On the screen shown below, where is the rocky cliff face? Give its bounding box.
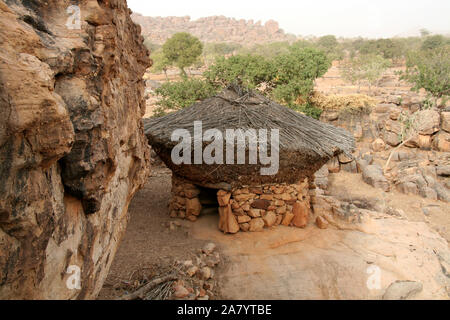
[132,14,296,45]
[0,0,150,299]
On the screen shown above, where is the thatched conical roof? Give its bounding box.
[144,85,355,189]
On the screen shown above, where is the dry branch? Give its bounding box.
[117,274,178,300]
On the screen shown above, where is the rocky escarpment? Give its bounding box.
[132,14,296,45]
[0,0,150,299]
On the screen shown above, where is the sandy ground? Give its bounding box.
[99,166,450,300]
[98,168,215,299]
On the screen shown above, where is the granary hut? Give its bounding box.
[144,85,354,234]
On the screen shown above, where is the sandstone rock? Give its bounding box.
[237,216,252,224]
[384,131,401,147]
[372,138,386,152]
[260,194,274,201]
[199,267,213,281]
[173,284,190,299]
[251,199,271,210]
[390,109,401,121]
[186,198,202,216]
[341,160,359,174]
[234,194,255,202]
[219,205,240,234]
[263,212,277,228]
[249,218,265,232]
[316,216,329,229]
[327,157,340,173]
[416,110,440,135]
[382,281,423,300]
[385,119,402,134]
[185,188,201,199]
[132,14,293,46]
[202,243,216,255]
[442,112,450,133]
[432,131,450,152]
[248,209,262,218]
[418,134,432,150]
[187,266,199,277]
[275,204,287,214]
[292,202,309,228]
[217,190,232,206]
[362,165,390,192]
[0,0,150,299]
[281,213,295,226]
[240,223,250,232]
[436,166,450,177]
[374,104,395,114]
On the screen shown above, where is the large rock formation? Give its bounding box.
[0,0,151,299]
[131,14,296,45]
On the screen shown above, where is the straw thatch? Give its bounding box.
[144,85,355,189]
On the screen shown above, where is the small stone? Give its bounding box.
[249,218,265,232]
[187,266,199,277]
[237,215,251,224]
[276,206,287,215]
[263,211,277,227]
[260,194,274,201]
[202,243,216,255]
[292,202,309,228]
[173,284,190,299]
[186,198,202,217]
[248,209,261,218]
[199,267,213,280]
[282,213,294,226]
[251,199,271,210]
[249,187,263,195]
[316,216,329,229]
[240,223,250,232]
[372,138,386,152]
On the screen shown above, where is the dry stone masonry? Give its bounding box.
[169,175,312,234]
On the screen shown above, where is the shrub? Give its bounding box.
[401,45,450,104]
[154,79,217,116]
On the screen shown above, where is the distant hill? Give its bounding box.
[131,13,297,45]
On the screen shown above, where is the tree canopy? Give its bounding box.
[162,32,203,77]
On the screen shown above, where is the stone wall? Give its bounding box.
[0,0,150,299]
[169,175,313,234]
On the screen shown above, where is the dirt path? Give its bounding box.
[98,167,216,299]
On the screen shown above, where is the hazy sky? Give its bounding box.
[127,0,450,38]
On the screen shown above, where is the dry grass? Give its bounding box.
[310,91,377,114]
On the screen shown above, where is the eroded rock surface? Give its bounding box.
[0,0,150,299]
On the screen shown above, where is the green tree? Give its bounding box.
[150,49,171,80]
[401,45,450,104]
[272,47,331,105]
[203,54,276,88]
[162,32,203,78]
[421,35,446,51]
[317,35,338,53]
[341,54,391,93]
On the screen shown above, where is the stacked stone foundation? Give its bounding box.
[169,175,312,234]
